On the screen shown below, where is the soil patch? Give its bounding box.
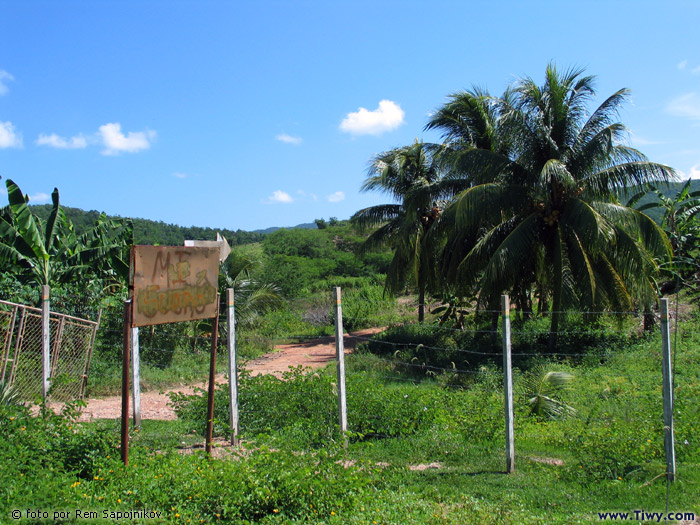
[51,327,384,422]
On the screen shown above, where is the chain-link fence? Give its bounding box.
[0,299,100,401]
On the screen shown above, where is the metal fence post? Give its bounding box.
[334,287,348,439]
[0,305,18,383]
[660,298,676,481]
[502,294,515,474]
[121,299,133,465]
[131,326,141,429]
[227,288,239,445]
[41,285,50,401]
[205,294,221,456]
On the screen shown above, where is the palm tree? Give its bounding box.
[219,249,284,326]
[517,365,575,420]
[351,141,443,322]
[190,248,284,353]
[426,65,675,347]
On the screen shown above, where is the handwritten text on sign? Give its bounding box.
[132,246,219,326]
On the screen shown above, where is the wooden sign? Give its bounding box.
[132,245,220,327]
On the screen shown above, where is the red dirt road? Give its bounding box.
[68,327,383,421]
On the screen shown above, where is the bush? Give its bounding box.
[337,284,397,331]
[358,323,500,374]
[0,401,118,482]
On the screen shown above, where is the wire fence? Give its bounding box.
[62,289,698,489]
[0,299,100,401]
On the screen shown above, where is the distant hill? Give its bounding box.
[26,180,698,246]
[28,205,319,246]
[253,222,317,234]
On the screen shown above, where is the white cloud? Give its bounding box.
[172,172,188,179]
[667,93,700,120]
[327,191,345,203]
[263,190,294,204]
[36,133,87,149]
[276,133,302,145]
[0,121,22,148]
[0,70,14,96]
[687,164,700,179]
[340,99,405,136]
[28,192,50,204]
[98,123,156,155]
[678,60,688,70]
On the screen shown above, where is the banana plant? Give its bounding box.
[0,179,132,288]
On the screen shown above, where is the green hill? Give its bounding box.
[29,205,271,246]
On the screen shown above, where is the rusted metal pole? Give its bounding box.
[205,295,220,455]
[120,299,132,465]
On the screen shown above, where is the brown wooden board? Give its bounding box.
[132,246,220,327]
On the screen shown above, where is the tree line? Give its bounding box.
[351,64,700,347]
[2,64,699,351]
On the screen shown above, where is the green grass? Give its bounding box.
[3,316,699,523]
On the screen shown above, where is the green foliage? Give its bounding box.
[357,323,500,373]
[516,365,575,420]
[351,141,444,322]
[338,283,397,330]
[0,380,20,406]
[0,179,132,289]
[258,223,392,297]
[632,178,700,294]
[31,203,266,246]
[169,362,504,449]
[0,401,117,484]
[2,322,700,523]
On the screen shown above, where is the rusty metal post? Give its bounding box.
[205,295,221,455]
[120,299,132,465]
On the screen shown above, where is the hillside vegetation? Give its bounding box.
[2,65,700,523]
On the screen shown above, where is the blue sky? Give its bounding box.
[1,1,700,231]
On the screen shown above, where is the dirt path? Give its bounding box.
[68,327,383,421]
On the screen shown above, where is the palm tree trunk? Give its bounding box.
[549,227,564,351]
[537,289,548,318]
[418,284,425,323]
[549,286,562,351]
